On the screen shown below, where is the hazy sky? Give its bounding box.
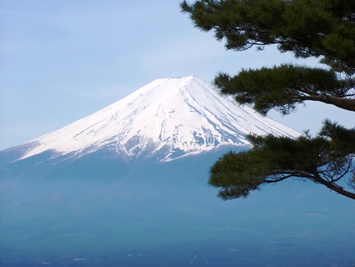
[1,0,353,150]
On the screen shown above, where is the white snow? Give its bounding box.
[19,76,300,161]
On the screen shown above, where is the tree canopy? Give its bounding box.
[181,0,355,200]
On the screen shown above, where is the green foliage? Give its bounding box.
[181,0,355,200]
[211,121,355,200]
[214,64,346,115]
[181,0,355,74]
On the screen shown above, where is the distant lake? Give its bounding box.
[1,147,355,267]
[1,171,355,267]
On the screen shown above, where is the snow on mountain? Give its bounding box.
[14,76,299,162]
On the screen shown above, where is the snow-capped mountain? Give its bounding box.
[5,76,299,163]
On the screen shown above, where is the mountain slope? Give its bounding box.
[2,76,299,163]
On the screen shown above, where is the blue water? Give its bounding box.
[1,172,355,267]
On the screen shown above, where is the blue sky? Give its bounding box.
[0,0,353,151]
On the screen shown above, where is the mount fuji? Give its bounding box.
[2,77,355,267]
[1,75,299,165]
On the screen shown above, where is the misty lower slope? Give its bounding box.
[1,148,355,267]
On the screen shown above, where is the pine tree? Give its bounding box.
[181,0,355,200]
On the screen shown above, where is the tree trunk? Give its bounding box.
[309,95,355,112]
[314,174,355,200]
